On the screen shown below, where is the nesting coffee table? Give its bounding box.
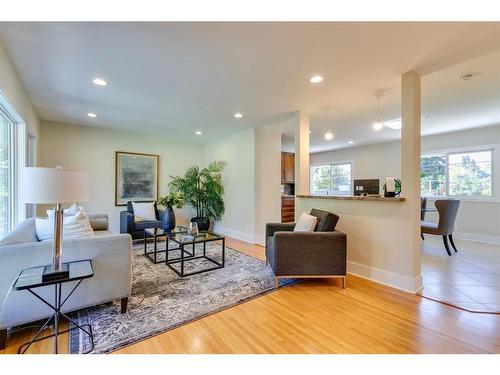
[144,227,190,264]
[166,231,225,277]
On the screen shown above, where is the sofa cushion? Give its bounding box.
[0,218,39,246]
[36,213,94,241]
[310,208,340,232]
[88,214,109,231]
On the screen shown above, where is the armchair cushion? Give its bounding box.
[126,201,160,220]
[310,208,340,232]
[266,230,347,276]
[132,202,156,222]
[294,212,318,232]
[134,220,163,232]
[265,222,295,239]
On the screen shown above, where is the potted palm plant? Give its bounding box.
[158,191,184,231]
[169,161,226,231]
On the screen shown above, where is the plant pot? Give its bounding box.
[162,205,176,231]
[190,216,210,231]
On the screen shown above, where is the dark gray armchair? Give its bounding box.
[421,199,460,256]
[265,208,347,288]
[120,201,165,239]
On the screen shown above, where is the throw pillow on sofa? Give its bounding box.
[132,202,156,222]
[36,210,94,241]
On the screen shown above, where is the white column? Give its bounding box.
[401,71,422,280]
[294,111,310,197]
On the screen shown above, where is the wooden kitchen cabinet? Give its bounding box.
[281,196,295,223]
[281,152,295,183]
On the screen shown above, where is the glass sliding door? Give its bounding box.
[0,111,11,238]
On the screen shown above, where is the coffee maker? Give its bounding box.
[383,177,401,197]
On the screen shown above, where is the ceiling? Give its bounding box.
[1,22,500,152]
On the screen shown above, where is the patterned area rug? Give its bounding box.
[69,239,275,354]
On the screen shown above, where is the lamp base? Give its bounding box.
[42,263,70,282]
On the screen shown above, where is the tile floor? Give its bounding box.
[420,236,500,313]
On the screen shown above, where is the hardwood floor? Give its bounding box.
[2,236,500,354]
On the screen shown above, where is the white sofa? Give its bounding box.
[0,215,132,349]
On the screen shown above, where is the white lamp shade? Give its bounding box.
[22,167,89,204]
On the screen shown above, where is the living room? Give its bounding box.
[1,1,499,372]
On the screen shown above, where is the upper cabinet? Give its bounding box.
[281,152,295,183]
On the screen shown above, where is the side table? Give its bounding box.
[12,259,95,354]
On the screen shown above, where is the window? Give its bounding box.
[0,111,11,238]
[420,149,493,198]
[448,150,492,197]
[420,154,446,197]
[0,91,26,239]
[311,163,352,196]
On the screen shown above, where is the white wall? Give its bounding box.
[205,128,257,242]
[254,127,282,244]
[205,126,281,243]
[0,40,39,141]
[310,124,500,242]
[39,121,205,232]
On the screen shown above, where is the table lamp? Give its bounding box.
[22,166,89,282]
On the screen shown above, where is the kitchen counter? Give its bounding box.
[296,195,405,202]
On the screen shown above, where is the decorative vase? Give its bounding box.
[190,217,210,231]
[162,205,176,231]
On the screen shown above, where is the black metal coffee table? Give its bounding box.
[166,231,225,277]
[144,226,192,264]
[12,259,95,354]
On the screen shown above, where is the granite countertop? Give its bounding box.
[296,195,405,202]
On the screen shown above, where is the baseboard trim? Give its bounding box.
[453,231,500,245]
[347,261,423,294]
[212,225,258,244]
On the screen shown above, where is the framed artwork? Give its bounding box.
[115,151,159,206]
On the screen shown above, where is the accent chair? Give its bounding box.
[265,208,347,289]
[120,201,165,239]
[421,199,460,256]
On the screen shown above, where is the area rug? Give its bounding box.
[69,239,275,354]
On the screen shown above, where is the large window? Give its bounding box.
[0,111,11,238]
[420,149,493,198]
[420,154,446,197]
[0,92,26,239]
[311,163,352,196]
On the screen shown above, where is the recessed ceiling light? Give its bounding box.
[195,131,202,135]
[348,141,354,144]
[234,113,243,118]
[372,121,383,130]
[92,78,108,86]
[324,131,334,140]
[384,119,402,130]
[310,75,323,84]
[309,130,311,134]
[87,113,97,118]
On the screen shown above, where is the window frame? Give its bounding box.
[0,90,27,238]
[421,146,495,201]
[446,148,494,199]
[310,160,353,196]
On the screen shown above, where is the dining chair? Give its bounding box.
[420,197,427,240]
[421,199,460,256]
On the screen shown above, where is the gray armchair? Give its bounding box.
[421,199,460,256]
[265,209,347,288]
